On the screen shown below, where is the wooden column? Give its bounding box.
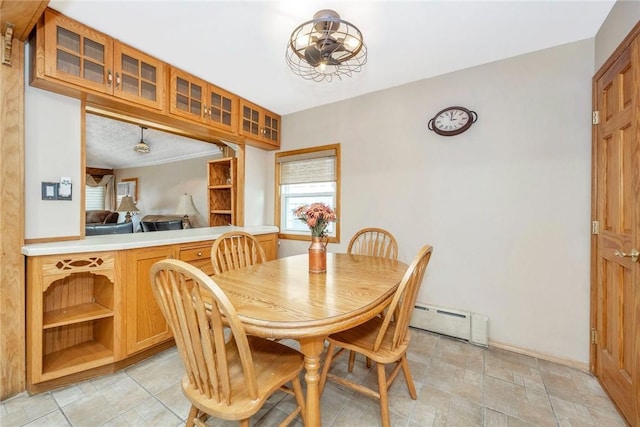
[0,0,48,399]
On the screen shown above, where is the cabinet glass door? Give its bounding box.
[170,68,207,122]
[263,114,279,144]
[114,43,165,110]
[207,85,237,132]
[241,105,260,137]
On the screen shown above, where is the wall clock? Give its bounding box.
[428,106,478,136]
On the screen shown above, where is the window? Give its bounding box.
[85,185,105,210]
[276,144,340,242]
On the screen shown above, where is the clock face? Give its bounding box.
[429,106,477,136]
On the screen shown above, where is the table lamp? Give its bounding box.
[117,195,139,222]
[176,193,200,229]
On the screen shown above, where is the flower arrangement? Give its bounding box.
[294,203,337,238]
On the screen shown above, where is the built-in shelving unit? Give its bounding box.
[207,157,236,226]
[28,253,118,384]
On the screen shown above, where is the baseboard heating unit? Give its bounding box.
[410,303,489,347]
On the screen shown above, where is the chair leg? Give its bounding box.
[186,405,199,427]
[292,376,306,426]
[376,363,391,427]
[348,350,356,372]
[319,342,336,394]
[400,355,417,399]
[366,357,372,368]
[239,419,250,427]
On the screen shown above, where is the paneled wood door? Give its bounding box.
[592,29,640,426]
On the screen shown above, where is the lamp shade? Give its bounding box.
[175,194,200,216]
[117,195,139,212]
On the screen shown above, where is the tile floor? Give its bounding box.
[0,330,627,427]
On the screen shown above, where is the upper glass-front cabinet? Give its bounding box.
[43,9,113,93]
[239,99,280,147]
[113,43,165,110]
[169,67,238,133]
[41,9,165,110]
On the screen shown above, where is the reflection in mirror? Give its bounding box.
[85,113,225,232]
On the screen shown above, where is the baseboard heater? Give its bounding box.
[410,303,489,347]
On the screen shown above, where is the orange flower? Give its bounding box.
[294,203,336,237]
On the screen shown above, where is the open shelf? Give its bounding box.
[42,339,114,379]
[208,157,236,226]
[44,302,113,329]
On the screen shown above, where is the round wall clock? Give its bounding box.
[428,106,478,136]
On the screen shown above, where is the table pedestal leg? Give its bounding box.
[298,337,325,427]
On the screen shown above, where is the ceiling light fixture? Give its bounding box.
[133,126,150,154]
[286,9,367,82]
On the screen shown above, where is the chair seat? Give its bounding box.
[183,335,304,421]
[327,316,411,364]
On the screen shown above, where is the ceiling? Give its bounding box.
[85,114,223,169]
[49,0,616,168]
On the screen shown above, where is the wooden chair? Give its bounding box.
[319,245,433,427]
[150,259,305,427]
[347,227,399,260]
[210,231,267,275]
[347,227,399,369]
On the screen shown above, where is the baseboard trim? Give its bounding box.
[489,340,589,372]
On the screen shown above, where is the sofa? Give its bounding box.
[140,215,184,232]
[85,210,134,236]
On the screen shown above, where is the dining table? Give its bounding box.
[212,252,408,427]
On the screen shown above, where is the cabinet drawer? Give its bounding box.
[179,246,211,262]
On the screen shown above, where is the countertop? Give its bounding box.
[22,225,279,256]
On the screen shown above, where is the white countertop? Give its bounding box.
[22,225,279,256]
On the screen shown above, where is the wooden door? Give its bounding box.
[123,246,174,355]
[592,33,640,426]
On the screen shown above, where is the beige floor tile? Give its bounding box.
[61,393,121,427]
[483,408,538,427]
[22,409,71,427]
[0,392,59,426]
[100,396,183,427]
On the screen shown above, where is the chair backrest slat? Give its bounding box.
[211,231,267,275]
[373,245,433,351]
[348,227,399,260]
[150,259,260,405]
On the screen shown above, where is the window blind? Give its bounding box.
[279,149,336,185]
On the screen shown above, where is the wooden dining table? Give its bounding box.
[212,252,408,427]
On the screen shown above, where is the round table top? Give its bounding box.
[212,253,408,338]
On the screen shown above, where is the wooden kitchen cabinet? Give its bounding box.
[239,98,280,148]
[26,252,120,385]
[179,242,213,276]
[255,233,278,261]
[169,67,238,133]
[34,8,165,110]
[122,246,175,356]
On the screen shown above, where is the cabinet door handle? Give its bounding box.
[107,70,112,87]
[115,72,121,90]
[203,105,208,118]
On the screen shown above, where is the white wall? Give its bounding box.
[244,145,270,226]
[25,44,82,239]
[116,154,222,229]
[595,1,640,71]
[275,39,594,364]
